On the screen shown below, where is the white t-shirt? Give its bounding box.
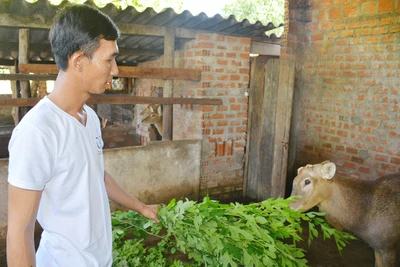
[8,97,112,267]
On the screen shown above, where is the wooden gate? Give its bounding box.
[244,56,295,200]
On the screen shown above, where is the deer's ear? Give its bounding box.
[297,166,303,174]
[157,105,162,114]
[321,162,336,180]
[149,106,154,112]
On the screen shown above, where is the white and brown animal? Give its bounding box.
[141,104,163,138]
[289,161,400,267]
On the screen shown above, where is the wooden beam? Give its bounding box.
[18,64,201,81]
[162,27,175,140]
[117,22,195,39]
[0,13,53,29]
[18,64,57,74]
[0,14,196,39]
[0,96,222,107]
[18,29,30,98]
[270,57,296,198]
[18,28,30,119]
[118,66,200,81]
[0,74,57,80]
[0,42,162,58]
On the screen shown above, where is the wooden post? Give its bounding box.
[162,27,175,140]
[270,57,295,198]
[9,65,19,125]
[18,28,30,118]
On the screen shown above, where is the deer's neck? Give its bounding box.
[154,122,163,137]
[318,176,373,232]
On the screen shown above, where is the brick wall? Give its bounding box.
[286,0,400,179]
[135,32,251,201]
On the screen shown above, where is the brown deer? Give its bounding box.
[289,161,400,267]
[141,104,163,138]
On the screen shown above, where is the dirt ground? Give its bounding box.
[297,223,375,267]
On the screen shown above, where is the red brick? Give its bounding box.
[373,26,388,35]
[321,0,334,8]
[317,10,326,20]
[344,5,358,17]
[344,162,356,169]
[344,71,356,77]
[356,28,371,36]
[380,17,396,25]
[346,147,358,154]
[239,38,251,45]
[359,166,371,174]
[390,24,400,33]
[375,154,389,162]
[379,0,395,12]
[230,104,241,111]
[198,34,211,41]
[391,157,400,164]
[351,156,364,164]
[312,33,323,41]
[361,2,377,14]
[329,8,342,19]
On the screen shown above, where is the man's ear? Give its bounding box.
[70,52,84,72]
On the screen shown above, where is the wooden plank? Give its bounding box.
[9,66,19,124]
[0,74,57,81]
[0,13,53,29]
[117,22,195,39]
[257,59,280,200]
[245,57,282,201]
[0,42,162,58]
[0,14,196,39]
[270,57,295,198]
[118,66,200,81]
[18,64,201,81]
[0,96,222,107]
[19,29,30,98]
[19,28,30,119]
[245,56,266,199]
[162,27,175,140]
[18,64,57,74]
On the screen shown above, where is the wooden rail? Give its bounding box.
[0,95,222,107]
[17,64,201,81]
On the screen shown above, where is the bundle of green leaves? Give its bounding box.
[111,196,356,267]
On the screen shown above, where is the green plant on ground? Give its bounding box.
[111,196,356,267]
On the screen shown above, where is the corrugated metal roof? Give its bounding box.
[0,0,282,66]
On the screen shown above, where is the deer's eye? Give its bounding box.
[304,179,311,186]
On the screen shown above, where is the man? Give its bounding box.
[7,4,159,267]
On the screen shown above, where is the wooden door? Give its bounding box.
[244,56,295,200]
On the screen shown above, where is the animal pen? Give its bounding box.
[0,0,398,266]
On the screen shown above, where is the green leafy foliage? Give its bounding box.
[111,196,356,267]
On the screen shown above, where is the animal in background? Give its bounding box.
[141,104,163,138]
[289,161,400,267]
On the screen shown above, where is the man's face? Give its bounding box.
[81,39,119,94]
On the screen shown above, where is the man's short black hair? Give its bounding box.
[49,4,120,71]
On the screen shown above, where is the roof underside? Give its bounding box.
[0,0,282,66]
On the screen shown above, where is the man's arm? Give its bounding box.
[104,171,159,223]
[7,184,42,267]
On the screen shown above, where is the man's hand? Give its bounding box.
[140,204,159,223]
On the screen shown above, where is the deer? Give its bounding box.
[141,104,163,138]
[289,161,400,267]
